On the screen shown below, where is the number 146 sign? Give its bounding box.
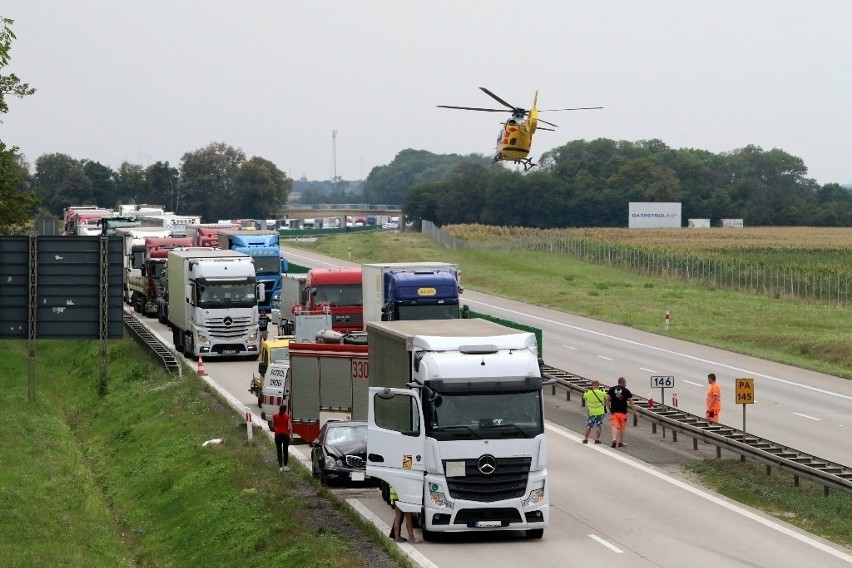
[650,376,674,388]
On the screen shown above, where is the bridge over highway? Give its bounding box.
[279,204,401,221]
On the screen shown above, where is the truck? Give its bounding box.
[301,267,363,333]
[217,230,286,312]
[361,262,463,324]
[73,208,114,236]
[166,249,263,360]
[63,204,99,235]
[115,226,173,305]
[139,213,202,237]
[273,272,309,334]
[261,340,369,444]
[365,319,548,540]
[185,223,239,247]
[99,216,142,236]
[127,237,192,316]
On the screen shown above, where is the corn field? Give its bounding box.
[422,221,852,305]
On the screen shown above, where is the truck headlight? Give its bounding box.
[522,487,545,507]
[429,489,451,509]
[196,335,210,345]
[249,332,258,341]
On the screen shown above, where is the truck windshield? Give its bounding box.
[252,256,280,276]
[197,281,257,309]
[425,390,543,441]
[396,304,459,320]
[314,284,363,307]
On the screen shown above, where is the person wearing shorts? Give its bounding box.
[582,380,607,444]
[606,376,638,448]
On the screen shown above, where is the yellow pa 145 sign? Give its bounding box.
[735,378,755,404]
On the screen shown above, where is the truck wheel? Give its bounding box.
[419,511,435,541]
[132,294,142,313]
[184,333,195,359]
[157,310,167,325]
[525,529,544,539]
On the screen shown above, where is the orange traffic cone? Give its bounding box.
[197,355,207,376]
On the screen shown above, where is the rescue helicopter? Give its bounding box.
[438,87,602,171]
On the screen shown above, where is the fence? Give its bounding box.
[421,221,851,305]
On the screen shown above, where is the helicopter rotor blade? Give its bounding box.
[479,87,521,112]
[437,105,509,113]
[537,118,559,128]
[539,106,604,112]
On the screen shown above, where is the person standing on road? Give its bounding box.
[273,404,292,472]
[390,486,421,544]
[606,377,638,448]
[582,380,607,444]
[258,309,270,341]
[706,373,721,423]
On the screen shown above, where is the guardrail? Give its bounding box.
[123,314,181,375]
[542,364,852,497]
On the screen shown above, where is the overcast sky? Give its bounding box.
[3,1,851,185]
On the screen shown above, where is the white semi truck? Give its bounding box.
[366,319,549,540]
[166,249,263,360]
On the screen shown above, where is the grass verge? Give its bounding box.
[0,338,404,567]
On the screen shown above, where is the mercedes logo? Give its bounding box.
[477,454,497,475]
[223,316,233,327]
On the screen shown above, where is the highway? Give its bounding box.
[132,244,852,567]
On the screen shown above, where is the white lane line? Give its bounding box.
[545,423,852,563]
[562,345,577,350]
[347,499,439,568]
[684,380,703,387]
[589,534,624,553]
[793,412,822,422]
[598,355,614,361]
[639,367,656,374]
[465,298,852,401]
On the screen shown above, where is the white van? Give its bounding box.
[259,362,290,430]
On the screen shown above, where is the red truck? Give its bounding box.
[185,223,240,247]
[302,267,363,333]
[128,237,192,316]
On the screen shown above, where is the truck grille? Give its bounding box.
[206,316,252,339]
[443,456,531,502]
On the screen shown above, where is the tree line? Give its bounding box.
[394,140,852,228]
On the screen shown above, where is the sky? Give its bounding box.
[3,1,851,185]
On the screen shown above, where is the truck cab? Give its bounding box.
[304,267,363,333]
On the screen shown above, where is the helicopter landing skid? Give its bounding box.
[493,156,537,171]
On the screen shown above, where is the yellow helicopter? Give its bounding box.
[438,87,602,171]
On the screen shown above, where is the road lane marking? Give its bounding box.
[562,345,577,350]
[598,355,614,361]
[793,413,822,422]
[589,534,624,553]
[639,367,656,374]
[684,380,703,387]
[465,299,852,402]
[545,422,852,563]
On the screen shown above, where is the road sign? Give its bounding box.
[736,378,755,404]
[651,376,675,389]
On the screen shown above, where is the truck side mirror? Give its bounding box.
[258,362,268,375]
[257,282,266,302]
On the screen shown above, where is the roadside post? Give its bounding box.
[245,410,253,442]
[650,375,675,438]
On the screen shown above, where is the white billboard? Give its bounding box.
[688,219,711,228]
[629,202,682,228]
[721,219,744,228]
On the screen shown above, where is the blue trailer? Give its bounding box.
[218,230,286,311]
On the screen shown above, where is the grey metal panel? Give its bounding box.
[0,236,124,339]
[368,327,411,390]
[319,357,351,409]
[290,355,319,421]
[352,373,369,422]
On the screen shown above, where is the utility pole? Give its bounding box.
[331,130,338,183]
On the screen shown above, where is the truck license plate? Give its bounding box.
[475,521,502,528]
[223,349,236,355]
[351,472,365,481]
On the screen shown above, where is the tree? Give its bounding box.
[146,161,180,211]
[0,141,38,232]
[32,153,92,214]
[179,142,246,222]
[0,18,35,118]
[114,161,148,206]
[234,156,292,219]
[82,161,116,208]
[0,17,37,232]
